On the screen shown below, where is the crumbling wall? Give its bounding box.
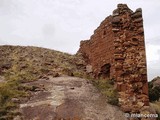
[78,4,149,115]
[79,16,115,78]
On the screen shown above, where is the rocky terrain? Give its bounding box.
[149,77,160,120]
[18,76,126,120]
[0,4,159,120]
[0,45,125,120]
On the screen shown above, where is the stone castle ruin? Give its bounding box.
[78,4,149,115]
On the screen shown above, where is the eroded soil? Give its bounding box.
[18,76,126,120]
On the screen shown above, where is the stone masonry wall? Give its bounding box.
[79,16,115,78]
[78,4,150,116]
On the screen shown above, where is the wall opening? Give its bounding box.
[99,63,111,78]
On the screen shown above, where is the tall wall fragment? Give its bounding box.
[78,4,149,114]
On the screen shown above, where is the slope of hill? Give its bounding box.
[149,76,160,102]
[0,45,122,120]
[0,45,86,119]
[0,45,86,80]
[151,76,160,87]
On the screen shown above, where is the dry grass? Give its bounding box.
[0,45,86,119]
[92,78,119,106]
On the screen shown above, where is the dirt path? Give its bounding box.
[18,76,127,120]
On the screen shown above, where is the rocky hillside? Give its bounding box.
[149,76,160,102]
[0,45,121,120]
[0,45,87,119]
[150,76,160,87]
[0,45,86,79]
[149,76,160,120]
[1,45,160,120]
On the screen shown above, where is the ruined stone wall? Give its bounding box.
[78,4,149,115]
[79,16,115,78]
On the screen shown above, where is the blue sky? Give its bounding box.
[0,0,160,80]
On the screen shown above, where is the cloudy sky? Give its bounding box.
[0,0,159,80]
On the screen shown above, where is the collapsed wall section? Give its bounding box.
[78,4,149,115]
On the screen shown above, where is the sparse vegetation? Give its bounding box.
[0,45,86,119]
[92,78,119,106]
[73,72,84,78]
[0,81,27,119]
[75,71,118,105]
[149,76,160,120]
[149,84,160,102]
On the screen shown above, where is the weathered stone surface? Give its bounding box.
[136,8,142,12]
[112,16,121,24]
[78,4,149,116]
[86,65,93,73]
[19,77,127,120]
[142,82,149,95]
[131,12,142,18]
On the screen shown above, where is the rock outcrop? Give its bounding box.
[19,76,126,120]
[78,4,149,116]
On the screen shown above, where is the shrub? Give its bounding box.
[73,72,84,78]
[92,79,119,106]
[148,82,160,102]
[0,81,26,118]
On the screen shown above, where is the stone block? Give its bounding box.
[137,101,144,107]
[130,41,138,46]
[114,39,122,43]
[142,83,148,95]
[114,49,124,54]
[135,8,142,12]
[138,27,144,34]
[112,28,120,32]
[134,18,143,23]
[131,12,142,18]
[123,41,131,47]
[139,68,147,75]
[112,16,121,24]
[86,65,93,73]
[115,63,123,69]
[116,77,124,82]
[117,83,127,91]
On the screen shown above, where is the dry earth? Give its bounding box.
[15,76,127,120]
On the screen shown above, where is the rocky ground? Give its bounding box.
[0,45,127,120]
[14,76,126,120]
